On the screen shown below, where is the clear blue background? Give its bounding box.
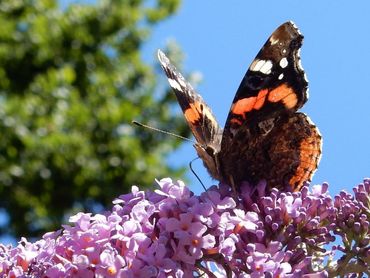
[144,1,370,195]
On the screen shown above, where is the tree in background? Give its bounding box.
[0,0,192,238]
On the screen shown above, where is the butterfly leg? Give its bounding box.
[228,175,239,196]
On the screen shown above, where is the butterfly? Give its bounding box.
[158,21,322,191]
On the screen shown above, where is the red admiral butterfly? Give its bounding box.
[158,21,322,191]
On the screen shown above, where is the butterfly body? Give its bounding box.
[158,21,322,191]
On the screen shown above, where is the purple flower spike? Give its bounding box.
[0,178,369,277]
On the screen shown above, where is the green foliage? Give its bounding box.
[0,0,190,238]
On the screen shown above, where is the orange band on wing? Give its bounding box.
[289,134,322,191]
[231,98,255,118]
[267,84,298,109]
[184,102,217,125]
[254,89,269,110]
[231,89,268,118]
[184,103,202,123]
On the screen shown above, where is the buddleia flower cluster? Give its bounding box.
[0,178,369,277]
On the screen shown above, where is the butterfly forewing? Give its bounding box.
[222,22,308,138]
[157,50,223,180]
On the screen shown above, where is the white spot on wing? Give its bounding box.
[250,59,264,71]
[177,77,187,88]
[290,21,302,35]
[279,58,288,68]
[297,48,301,58]
[278,73,284,80]
[297,59,303,71]
[250,60,273,74]
[270,36,279,45]
[168,78,183,92]
[259,60,273,74]
[304,72,309,82]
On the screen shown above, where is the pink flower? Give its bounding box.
[0,178,368,277]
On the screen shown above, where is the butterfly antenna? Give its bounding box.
[133,121,209,192]
[132,121,196,144]
[189,157,207,192]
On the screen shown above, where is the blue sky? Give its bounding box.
[144,1,370,195]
